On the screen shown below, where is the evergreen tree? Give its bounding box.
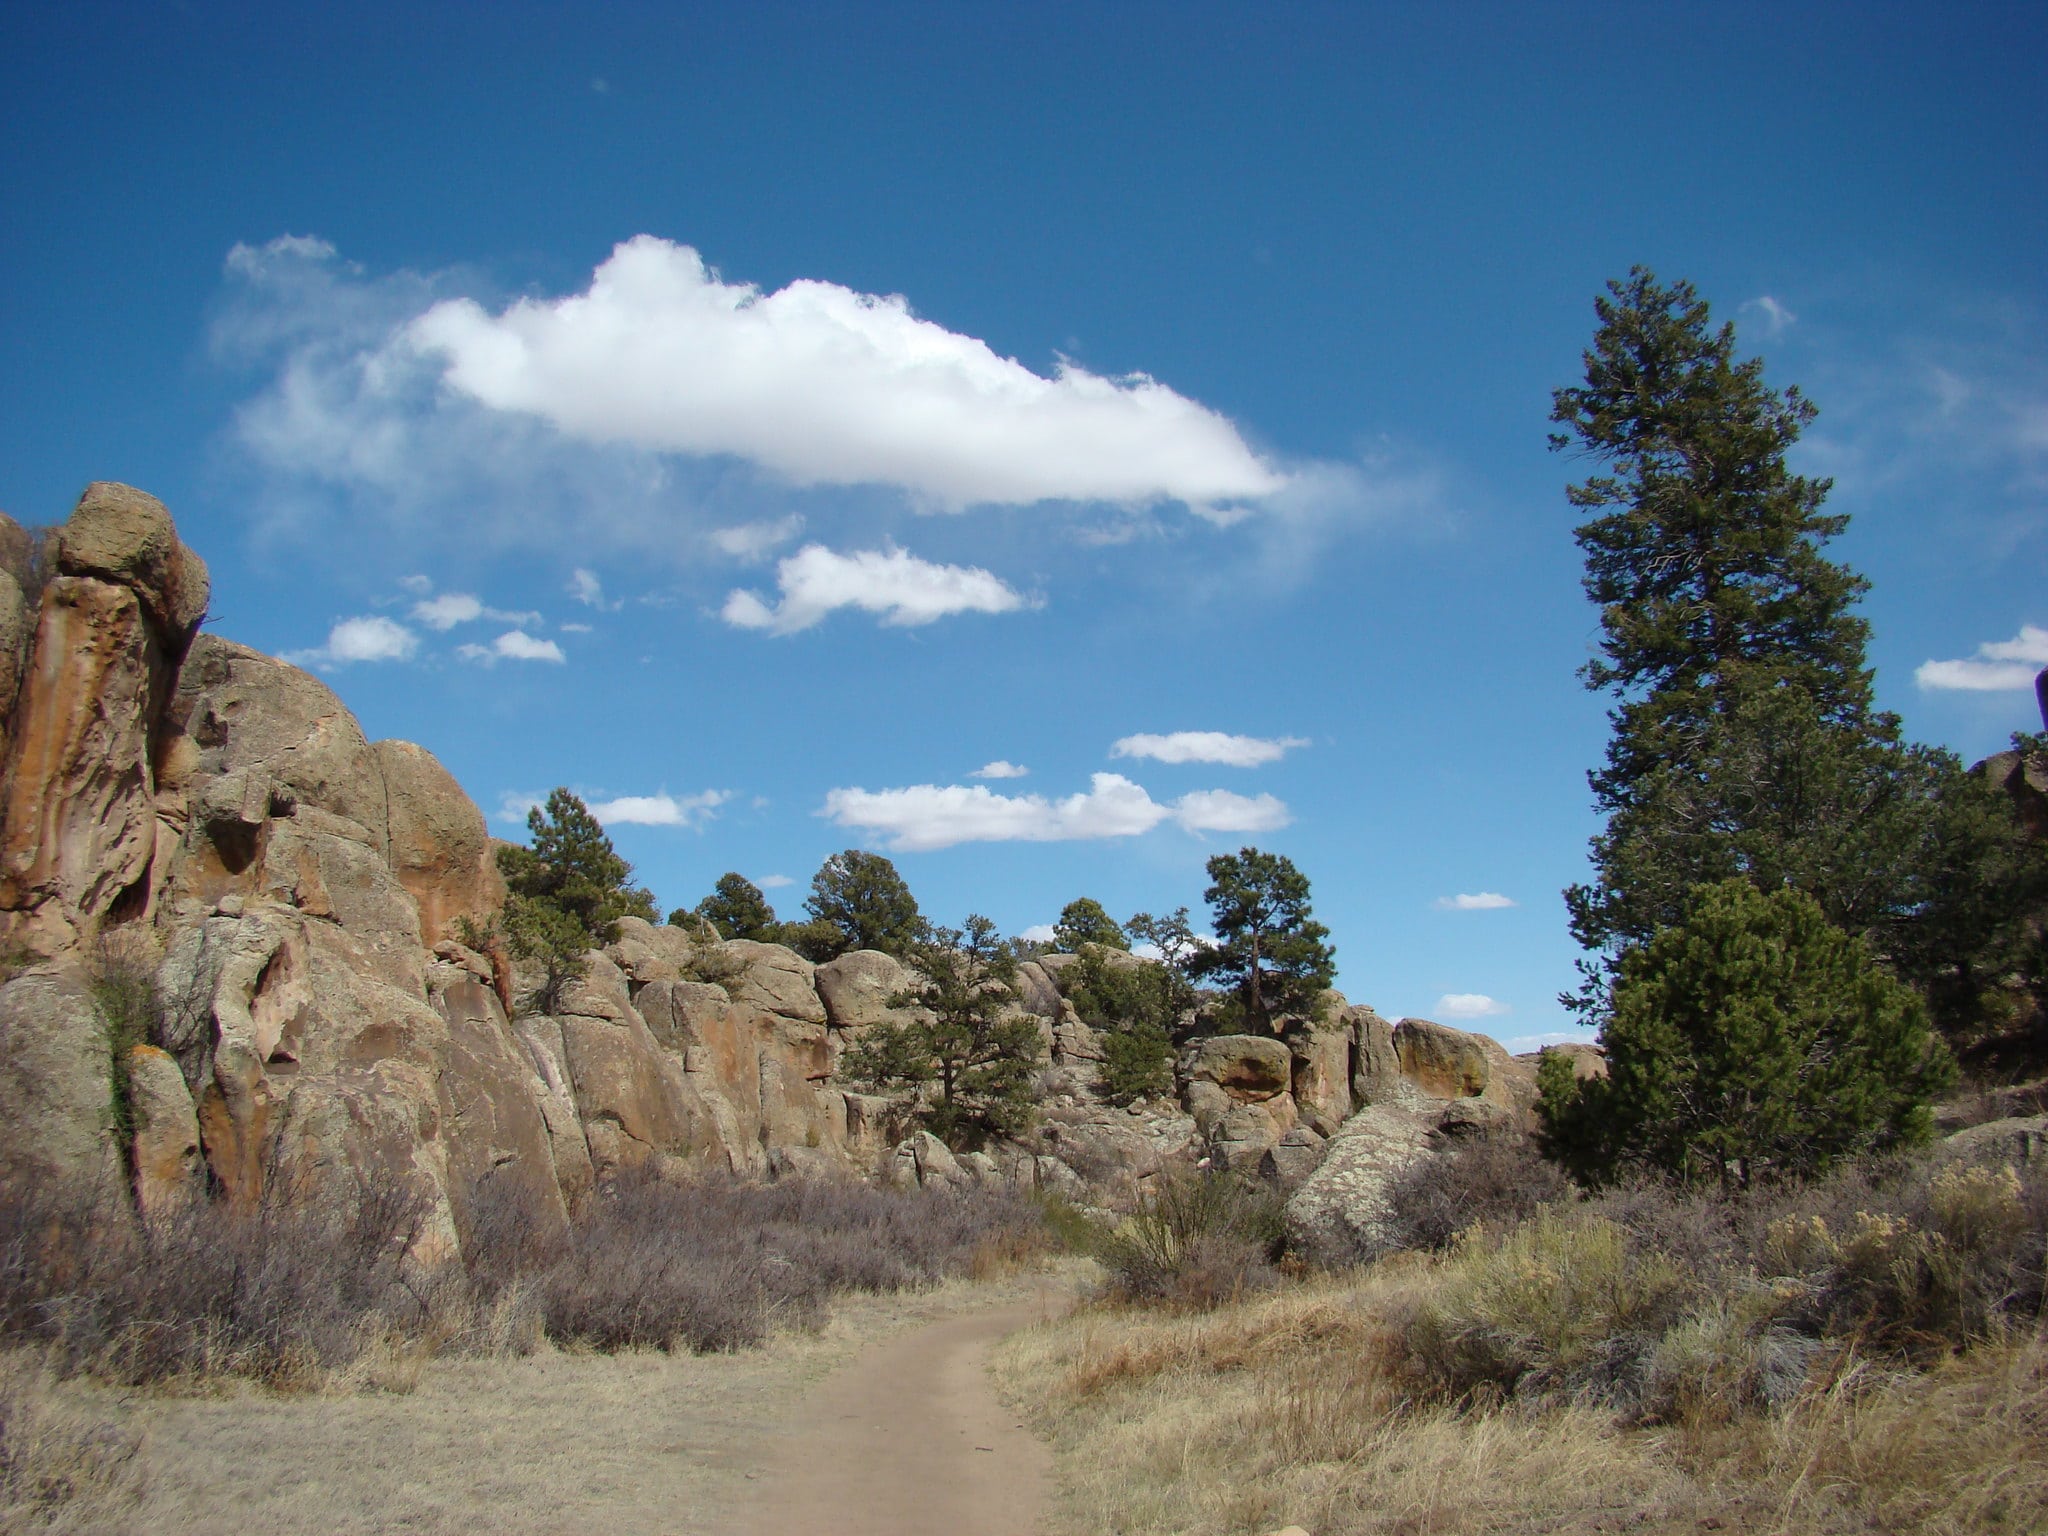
[840,915,1042,1148]
[1186,848,1335,1034]
[1053,896,1128,952]
[497,788,657,1012]
[683,872,780,942]
[1552,269,1916,995]
[798,849,927,961]
[1539,879,1952,1187]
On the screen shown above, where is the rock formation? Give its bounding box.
[0,482,1553,1261]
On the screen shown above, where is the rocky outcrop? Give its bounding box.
[0,481,1575,1262]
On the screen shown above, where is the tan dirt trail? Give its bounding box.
[103,1270,1071,1535]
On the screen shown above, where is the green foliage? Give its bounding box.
[1063,946,1178,1104]
[1877,740,2048,1053]
[800,849,927,961]
[85,934,160,1147]
[684,872,780,942]
[496,789,657,1015]
[1052,897,1127,952]
[1184,847,1334,1034]
[1540,879,1953,1188]
[840,915,1042,1149]
[1551,269,2044,1056]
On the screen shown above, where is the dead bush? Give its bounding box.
[0,1176,427,1387]
[1093,1169,1284,1308]
[1386,1133,1577,1251]
[469,1166,1049,1353]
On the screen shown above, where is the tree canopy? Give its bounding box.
[1539,878,1952,1187]
[1053,896,1128,952]
[496,788,657,1013]
[839,915,1042,1148]
[796,849,927,961]
[1186,847,1334,1034]
[683,872,780,942]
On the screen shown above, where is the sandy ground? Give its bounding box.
[95,1270,1072,1536]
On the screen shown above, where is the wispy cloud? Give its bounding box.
[722,545,1032,635]
[1435,993,1510,1019]
[710,515,805,561]
[493,788,728,829]
[971,761,1029,779]
[588,790,730,828]
[284,614,418,668]
[755,874,794,889]
[457,630,567,664]
[1434,892,1517,911]
[1110,731,1309,767]
[821,772,1290,852]
[1741,295,1797,338]
[1915,624,2048,691]
[408,590,543,630]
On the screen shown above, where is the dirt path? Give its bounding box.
[730,1296,1055,1536]
[105,1271,1070,1536]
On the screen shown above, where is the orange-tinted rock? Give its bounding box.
[0,577,166,950]
[127,1043,202,1216]
[56,482,209,641]
[375,739,505,945]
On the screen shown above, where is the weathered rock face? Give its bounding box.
[0,970,126,1198]
[0,481,1585,1257]
[1284,1102,1437,1265]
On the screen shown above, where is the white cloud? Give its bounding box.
[567,568,620,609]
[559,621,593,634]
[755,874,794,889]
[588,790,730,828]
[1170,789,1292,834]
[710,515,804,561]
[1740,295,1797,337]
[284,614,419,668]
[1915,624,2048,691]
[411,592,484,629]
[820,772,1292,852]
[397,573,433,595]
[1019,924,1058,945]
[405,235,1285,511]
[1110,730,1309,767]
[457,630,568,664]
[972,760,1030,779]
[493,790,544,826]
[1434,892,1517,911]
[1435,993,1511,1019]
[409,591,544,630]
[722,545,1032,635]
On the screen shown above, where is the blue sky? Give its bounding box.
[4,3,2044,1047]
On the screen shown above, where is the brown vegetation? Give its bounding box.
[996,1143,2048,1536]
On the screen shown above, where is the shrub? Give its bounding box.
[470,1167,1049,1353]
[1094,1170,1285,1309]
[0,1175,427,1387]
[1543,879,1955,1188]
[1399,1209,1690,1405]
[0,1349,147,1533]
[1386,1134,1578,1251]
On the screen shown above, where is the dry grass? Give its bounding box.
[996,1219,2048,1535]
[0,1349,147,1535]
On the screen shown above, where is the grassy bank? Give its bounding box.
[996,1150,2048,1535]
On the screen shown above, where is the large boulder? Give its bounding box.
[1286,1009,1355,1136]
[1394,1018,1537,1114]
[1284,1102,1438,1265]
[1944,1114,2048,1166]
[0,565,27,724]
[1185,1034,1293,1101]
[126,1042,203,1216]
[723,940,827,1025]
[0,969,124,1196]
[814,949,914,1032]
[55,482,209,641]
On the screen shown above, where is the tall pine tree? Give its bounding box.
[1554,269,1920,998]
